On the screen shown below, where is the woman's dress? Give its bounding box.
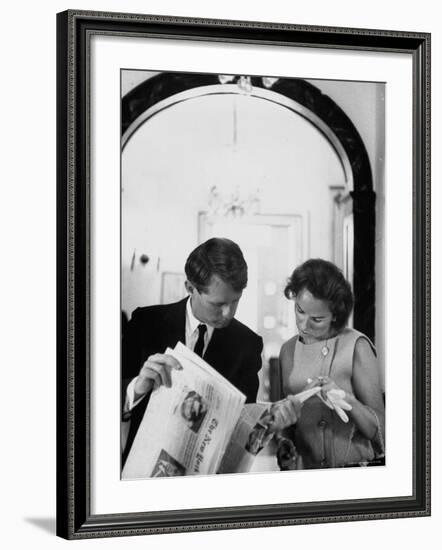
[280,328,383,469]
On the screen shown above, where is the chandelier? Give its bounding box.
[204,74,278,219]
[207,184,261,219]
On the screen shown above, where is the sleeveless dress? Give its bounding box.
[281,328,382,469]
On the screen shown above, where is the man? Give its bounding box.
[122,238,263,463]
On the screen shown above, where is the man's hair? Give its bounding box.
[185,238,248,293]
[284,258,354,331]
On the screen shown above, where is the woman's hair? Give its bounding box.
[185,238,248,293]
[284,258,354,331]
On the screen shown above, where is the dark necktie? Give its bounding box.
[193,324,207,357]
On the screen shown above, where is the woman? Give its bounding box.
[272,258,385,470]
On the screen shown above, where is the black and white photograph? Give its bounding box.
[120,69,386,478]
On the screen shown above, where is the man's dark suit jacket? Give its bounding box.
[122,298,263,462]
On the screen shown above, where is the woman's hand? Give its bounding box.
[276,437,298,471]
[317,376,352,402]
[269,395,303,432]
[315,376,353,422]
[268,379,324,432]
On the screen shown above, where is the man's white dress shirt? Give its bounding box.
[124,298,214,412]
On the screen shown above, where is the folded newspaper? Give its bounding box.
[122,342,275,479]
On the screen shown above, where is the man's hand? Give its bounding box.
[134,353,183,399]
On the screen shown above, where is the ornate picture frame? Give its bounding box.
[56,10,430,539]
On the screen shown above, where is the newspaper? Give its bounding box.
[122,342,325,479]
[217,403,274,474]
[122,342,249,479]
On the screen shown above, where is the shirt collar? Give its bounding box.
[186,297,214,339]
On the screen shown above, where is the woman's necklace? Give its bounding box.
[300,335,330,356]
[319,329,338,357]
[300,337,331,380]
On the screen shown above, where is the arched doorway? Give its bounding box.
[122,72,375,340]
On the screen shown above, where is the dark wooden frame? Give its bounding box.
[56,9,431,539]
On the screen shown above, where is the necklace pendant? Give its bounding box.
[321,345,329,357]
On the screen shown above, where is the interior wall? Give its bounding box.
[309,78,386,387]
[308,79,385,191]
